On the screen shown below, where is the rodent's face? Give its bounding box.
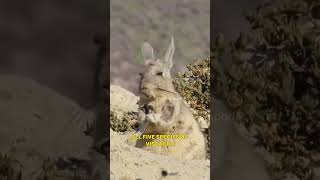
[139,60,175,98]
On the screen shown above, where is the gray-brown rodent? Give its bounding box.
[135,37,206,160]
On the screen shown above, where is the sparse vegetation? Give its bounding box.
[110,111,139,132]
[173,57,211,158]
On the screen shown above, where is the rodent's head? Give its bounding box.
[139,37,177,98]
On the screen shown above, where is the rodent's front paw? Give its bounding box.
[145,114,155,122]
[145,113,161,123]
[138,109,146,120]
[143,104,155,114]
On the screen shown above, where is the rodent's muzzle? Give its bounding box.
[140,86,148,94]
[140,80,156,98]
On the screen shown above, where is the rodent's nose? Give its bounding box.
[140,85,148,93]
[141,83,155,91]
[140,85,153,97]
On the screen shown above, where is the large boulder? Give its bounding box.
[110,84,139,118]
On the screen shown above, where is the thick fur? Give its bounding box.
[135,37,206,160]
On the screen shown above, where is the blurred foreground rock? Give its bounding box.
[0,75,101,179]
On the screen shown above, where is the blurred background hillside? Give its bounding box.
[110,0,266,94]
[0,0,106,108]
[0,0,266,106]
[110,0,210,93]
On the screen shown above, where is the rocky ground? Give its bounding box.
[110,129,210,180]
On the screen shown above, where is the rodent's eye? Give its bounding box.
[156,72,163,76]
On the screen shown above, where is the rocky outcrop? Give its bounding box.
[110,84,139,119]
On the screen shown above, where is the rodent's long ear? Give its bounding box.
[163,36,175,69]
[141,42,154,61]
